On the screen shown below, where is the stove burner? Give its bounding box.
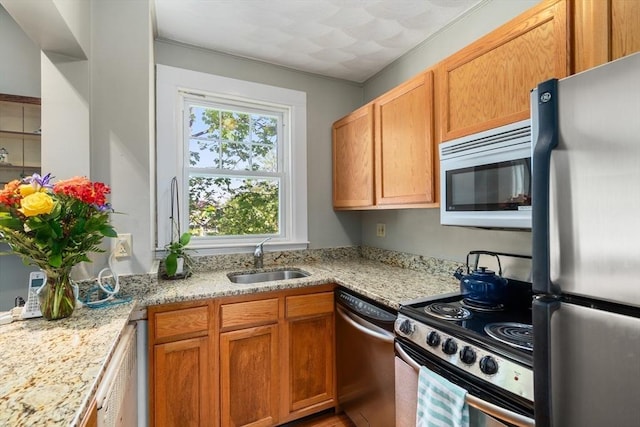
[461,298,505,312]
[425,302,472,320]
[484,322,533,351]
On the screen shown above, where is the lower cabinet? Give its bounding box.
[148,301,213,427]
[282,292,335,421]
[155,337,211,427]
[220,325,279,427]
[148,285,336,427]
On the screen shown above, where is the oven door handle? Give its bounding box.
[394,342,535,427]
[336,305,394,343]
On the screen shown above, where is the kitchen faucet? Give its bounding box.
[253,237,272,268]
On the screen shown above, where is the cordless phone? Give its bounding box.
[21,271,46,319]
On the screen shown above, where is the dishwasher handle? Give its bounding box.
[394,342,535,427]
[336,305,395,343]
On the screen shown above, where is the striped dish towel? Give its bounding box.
[416,366,470,427]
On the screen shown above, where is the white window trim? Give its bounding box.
[156,64,308,255]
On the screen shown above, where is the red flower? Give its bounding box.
[0,180,22,207]
[53,176,111,207]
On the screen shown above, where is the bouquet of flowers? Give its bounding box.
[0,173,116,320]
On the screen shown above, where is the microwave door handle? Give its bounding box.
[395,343,535,427]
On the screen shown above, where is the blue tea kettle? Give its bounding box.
[454,251,508,306]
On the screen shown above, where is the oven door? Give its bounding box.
[395,339,534,427]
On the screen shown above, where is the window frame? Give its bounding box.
[156,64,308,254]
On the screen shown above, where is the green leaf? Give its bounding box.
[165,253,178,276]
[179,232,191,246]
[0,216,23,230]
[49,253,62,268]
[100,225,117,238]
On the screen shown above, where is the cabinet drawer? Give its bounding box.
[154,306,209,341]
[220,298,279,330]
[286,292,334,318]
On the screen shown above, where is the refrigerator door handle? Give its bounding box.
[533,296,561,427]
[531,79,559,295]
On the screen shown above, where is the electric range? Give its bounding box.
[394,279,535,419]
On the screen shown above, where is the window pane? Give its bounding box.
[220,141,250,171]
[189,138,219,168]
[189,175,280,236]
[251,143,277,172]
[188,105,279,173]
[190,106,220,140]
[251,115,277,145]
[221,111,249,142]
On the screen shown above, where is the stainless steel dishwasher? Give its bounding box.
[335,288,397,427]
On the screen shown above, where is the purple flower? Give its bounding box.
[22,173,54,190]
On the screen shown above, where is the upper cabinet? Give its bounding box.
[438,0,568,142]
[332,104,374,209]
[332,71,437,210]
[0,95,41,186]
[573,0,640,73]
[332,0,640,209]
[374,71,435,207]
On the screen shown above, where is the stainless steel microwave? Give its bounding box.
[440,119,532,229]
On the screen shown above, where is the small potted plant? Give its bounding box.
[163,232,194,279]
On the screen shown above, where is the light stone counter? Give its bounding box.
[0,248,462,426]
[0,302,136,427]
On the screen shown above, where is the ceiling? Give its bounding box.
[153,0,484,83]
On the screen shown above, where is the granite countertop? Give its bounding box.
[140,258,460,310]
[0,251,461,426]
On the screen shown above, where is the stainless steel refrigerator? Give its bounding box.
[531,51,640,427]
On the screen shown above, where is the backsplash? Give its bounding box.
[187,245,463,277]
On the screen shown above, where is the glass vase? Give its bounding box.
[38,268,75,320]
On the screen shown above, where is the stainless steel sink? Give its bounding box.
[227,268,310,284]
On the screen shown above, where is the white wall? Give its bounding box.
[360,0,538,262]
[0,6,41,310]
[154,41,365,249]
[90,0,155,275]
[0,6,40,97]
[2,0,156,276]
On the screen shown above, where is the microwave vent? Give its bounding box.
[440,122,531,160]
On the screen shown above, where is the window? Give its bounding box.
[156,65,308,253]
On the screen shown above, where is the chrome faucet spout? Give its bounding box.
[253,237,272,268]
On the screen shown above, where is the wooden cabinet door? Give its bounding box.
[439,0,568,141]
[154,337,211,427]
[374,71,435,206]
[281,292,335,422]
[332,103,374,209]
[611,0,640,60]
[219,325,279,427]
[573,0,640,73]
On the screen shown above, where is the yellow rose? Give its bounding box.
[19,184,37,197]
[18,192,54,217]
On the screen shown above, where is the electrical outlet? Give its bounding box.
[376,223,386,237]
[115,233,132,258]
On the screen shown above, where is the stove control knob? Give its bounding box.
[426,331,440,347]
[459,346,476,365]
[479,356,499,375]
[398,319,415,336]
[441,338,458,355]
